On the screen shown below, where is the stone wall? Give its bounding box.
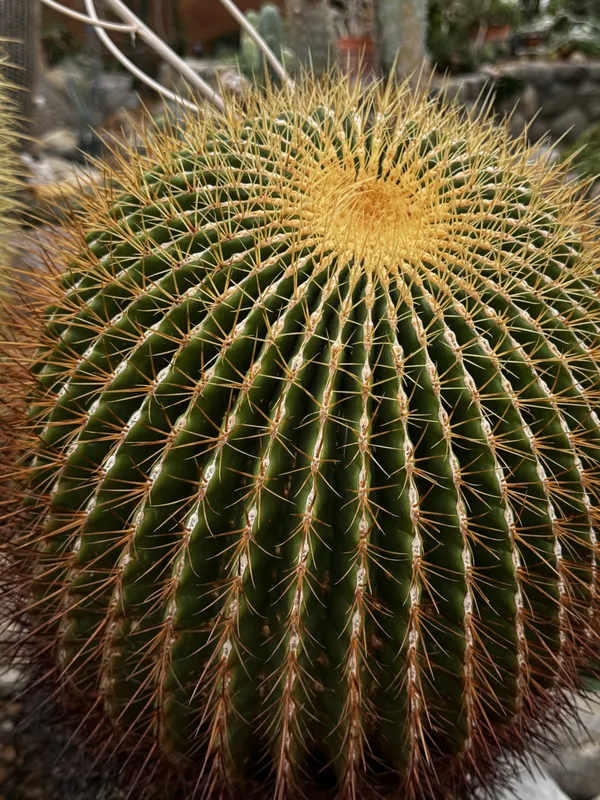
[437,62,600,144]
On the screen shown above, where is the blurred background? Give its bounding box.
[2,0,600,212]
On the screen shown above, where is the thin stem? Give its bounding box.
[101,0,225,110]
[81,0,208,112]
[40,0,295,114]
[217,0,294,89]
[40,0,138,32]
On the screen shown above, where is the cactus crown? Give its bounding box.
[3,77,600,800]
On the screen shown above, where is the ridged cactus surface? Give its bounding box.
[5,80,600,800]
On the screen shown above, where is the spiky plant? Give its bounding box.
[3,76,600,800]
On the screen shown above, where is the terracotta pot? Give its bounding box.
[337,36,377,81]
[483,24,512,43]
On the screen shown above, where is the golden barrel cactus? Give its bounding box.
[3,78,600,800]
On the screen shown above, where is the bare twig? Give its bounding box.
[99,0,226,110]
[40,0,137,32]
[39,0,294,113]
[41,0,224,112]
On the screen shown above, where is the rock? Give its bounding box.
[38,128,79,160]
[97,73,136,113]
[0,745,16,764]
[589,181,600,201]
[219,67,251,96]
[4,703,22,719]
[21,153,100,210]
[528,118,551,142]
[0,620,24,646]
[545,743,600,799]
[441,79,471,104]
[578,82,600,122]
[538,694,600,800]
[520,83,539,119]
[22,153,74,185]
[44,62,86,94]
[527,142,560,168]
[22,788,44,800]
[569,50,588,65]
[509,111,528,138]
[158,57,248,99]
[33,78,78,138]
[554,63,590,84]
[518,63,554,88]
[0,669,23,699]
[586,98,600,123]
[540,84,576,117]
[548,108,590,143]
[489,765,570,800]
[496,95,521,118]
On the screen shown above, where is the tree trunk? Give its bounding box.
[284,0,336,75]
[374,0,428,84]
[0,0,40,144]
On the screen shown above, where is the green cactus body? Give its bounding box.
[240,10,262,75]
[7,80,600,800]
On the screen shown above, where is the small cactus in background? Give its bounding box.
[284,0,336,75]
[374,0,429,82]
[240,9,263,75]
[240,4,297,85]
[240,4,297,83]
[3,77,600,800]
[259,3,284,54]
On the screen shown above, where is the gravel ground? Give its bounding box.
[0,681,126,800]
